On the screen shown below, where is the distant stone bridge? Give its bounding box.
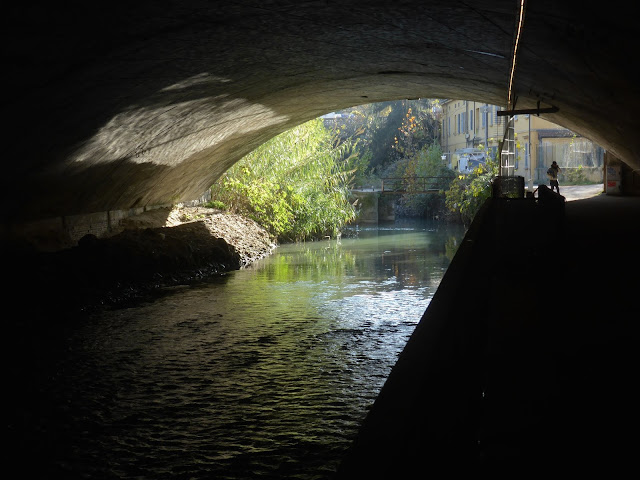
[350,177,454,223]
[350,190,396,224]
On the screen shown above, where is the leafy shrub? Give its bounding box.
[445,157,499,225]
[564,165,589,185]
[204,200,227,210]
[383,141,455,217]
[210,119,358,242]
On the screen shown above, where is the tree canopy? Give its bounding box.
[210,98,495,240]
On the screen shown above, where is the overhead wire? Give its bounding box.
[507,0,526,109]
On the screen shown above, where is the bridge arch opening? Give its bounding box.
[4,1,638,241]
[5,3,639,476]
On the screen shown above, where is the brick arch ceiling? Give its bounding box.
[4,1,637,223]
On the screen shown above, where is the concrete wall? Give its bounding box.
[4,205,172,252]
[351,191,397,224]
[351,191,380,224]
[336,198,496,477]
[3,2,639,250]
[378,195,396,222]
[336,191,638,476]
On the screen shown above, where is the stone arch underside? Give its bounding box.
[4,1,638,226]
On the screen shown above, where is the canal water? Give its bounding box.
[13,220,465,479]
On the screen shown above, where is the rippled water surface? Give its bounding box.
[13,220,464,479]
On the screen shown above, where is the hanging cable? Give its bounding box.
[507,0,526,109]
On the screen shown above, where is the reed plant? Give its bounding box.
[210,118,358,242]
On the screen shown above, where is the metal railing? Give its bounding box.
[380,176,454,194]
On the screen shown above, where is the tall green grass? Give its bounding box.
[210,118,358,242]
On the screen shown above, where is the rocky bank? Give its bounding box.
[10,207,276,314]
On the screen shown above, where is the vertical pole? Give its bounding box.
[528,113,533,192]
[485,105,488,148]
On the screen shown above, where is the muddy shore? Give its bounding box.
[8,207,276,315]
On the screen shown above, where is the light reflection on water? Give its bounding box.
[20,220,465,479]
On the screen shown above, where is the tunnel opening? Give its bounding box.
[5,3,640,477]
[5,0,639,237]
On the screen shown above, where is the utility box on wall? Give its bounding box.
[605,165,621,195]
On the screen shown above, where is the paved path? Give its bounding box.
[557,183,604,201]
[530,183,604,201]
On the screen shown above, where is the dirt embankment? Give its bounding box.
[11,207,276,313]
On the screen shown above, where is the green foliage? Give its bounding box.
[564,165,589,185]
[445,154,499,225]
[327,99,450,218]
[385,141,455,217]
[210,98,495,233]
[204,200,227,210]
[210,118,358,242]
[330,99,440,185]
[351,148,381,190]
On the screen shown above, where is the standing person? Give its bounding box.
[547,161,561,194]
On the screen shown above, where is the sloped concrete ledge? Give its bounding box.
[1,205,173,252]
[335,193,638,477]
[335,198,495,477]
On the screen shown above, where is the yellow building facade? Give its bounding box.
[439,99,604,185]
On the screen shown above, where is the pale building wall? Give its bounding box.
[441,100,603,185]
[441,99,506,169]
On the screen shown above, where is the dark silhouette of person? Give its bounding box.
[547,160,561,194]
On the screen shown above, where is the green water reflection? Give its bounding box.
[38,219,467,480]
[243,220,463,288]
[208,219,466,341]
